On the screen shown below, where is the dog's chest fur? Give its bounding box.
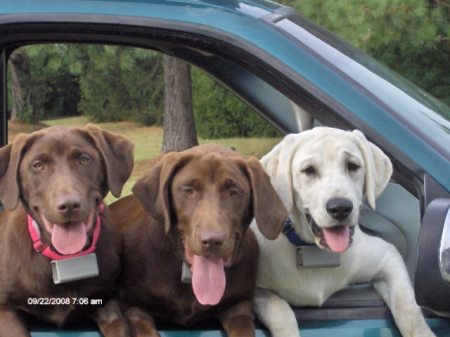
[0,208,121,326]
[122,219,258,326]
[254,224,377,306]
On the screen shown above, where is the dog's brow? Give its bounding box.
[339,148,362,163]
[69,146,96,157]
[298,156,316,165]
[30,152,52,162]
[297,156,317,170]
[180,177,202,188]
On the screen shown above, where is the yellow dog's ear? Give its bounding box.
[260,134,296,213]
[260,133,309,213]
[352,130,393,209]
[0,133,33,211]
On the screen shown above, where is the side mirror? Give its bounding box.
[415,198,450,316]
[439,209,450,283]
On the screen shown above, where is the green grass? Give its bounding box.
[44,116,282,203]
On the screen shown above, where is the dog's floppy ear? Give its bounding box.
[0,134,31,211]
[85,124,134,198]
[260,133,304,213]
[352,130,393,209]
[132,152,193,234]
[243,157,288,239]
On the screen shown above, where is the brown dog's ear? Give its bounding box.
[243,157,288,240]
[0,133,30,211]
[132,152,193,234]
[85,124,134,198]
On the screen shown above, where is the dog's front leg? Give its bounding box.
[219,299,255,337]
[0,307,30,337]
[374,246,436,337]
[95,300,131,337]
[253,288,300,337]
[125,306,160,337]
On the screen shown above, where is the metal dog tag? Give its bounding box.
[181,261,192,284]
[51,253,99,284]
[297,246,341,268]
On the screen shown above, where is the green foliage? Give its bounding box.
[9,44,163,125]
[29,45,81,119]
[192,67,281,138]
[289,0,450,105]
[75,45,164,124]
[8,45,80,123]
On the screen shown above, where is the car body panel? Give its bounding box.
[27,319,450,336]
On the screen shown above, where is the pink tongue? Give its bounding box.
[191,255,226,305]
[323,226,350,253]
[51,222,87,255]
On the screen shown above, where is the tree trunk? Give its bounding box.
[161,55,198,153]
[8,50,32,121]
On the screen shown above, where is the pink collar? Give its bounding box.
[27,204,103,261]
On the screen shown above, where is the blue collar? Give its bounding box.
[282,217,314,247]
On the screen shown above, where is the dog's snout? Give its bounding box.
[326,197,353,221]
[56,195,82,215]
[200,229,225,249]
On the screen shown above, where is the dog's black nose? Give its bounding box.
[326,197,353,221]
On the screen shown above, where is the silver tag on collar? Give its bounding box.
[181,261,192,284]
[297,246,340,268]
[51,253,99,284]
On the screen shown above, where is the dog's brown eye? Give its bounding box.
[301,166,317,177]
[79,154,91,165]
[229,188,239,197]
[182,186,195,195]
[347,162,360,172]
[33,161,44,171]
[224,179,239,197]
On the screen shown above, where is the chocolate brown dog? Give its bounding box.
[110,144,287,337]
[0,125,133,337]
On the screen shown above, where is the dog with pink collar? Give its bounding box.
[0,125,133,337]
